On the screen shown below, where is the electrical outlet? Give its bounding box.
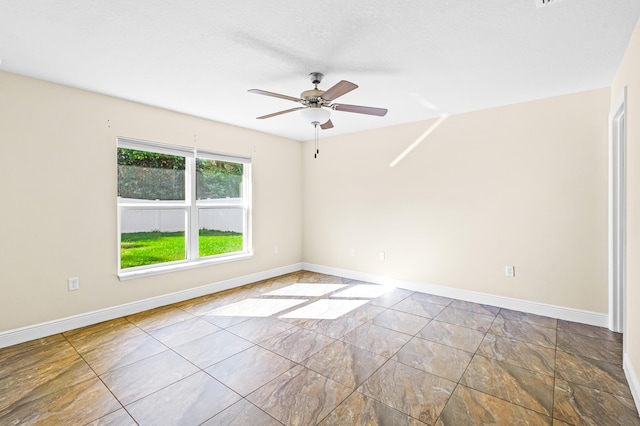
[351,248,356,257]
[379,251,386,261]
[273,246,279,254]
[68,277,79,291]
[505,266,515,277]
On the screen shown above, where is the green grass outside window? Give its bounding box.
[120,230,243,269]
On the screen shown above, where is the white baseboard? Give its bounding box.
[0,263,303,349]
[624,354,640,415]
[1,262,611,349]
[303,263,609,327]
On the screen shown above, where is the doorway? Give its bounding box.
[609,87,627,335]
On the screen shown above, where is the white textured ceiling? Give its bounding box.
[1,0,639,141]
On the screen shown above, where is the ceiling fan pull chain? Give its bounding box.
[314,123,319,158]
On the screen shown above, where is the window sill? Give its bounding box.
[118,252,253,281]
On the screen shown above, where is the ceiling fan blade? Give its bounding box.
[256,107,304,119]
[321,80,358,101]
[333,103,388,116]
[320,119,334,130]
[248,89,300,103]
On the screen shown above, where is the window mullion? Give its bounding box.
[187,156,199,260]
[243,164,252,253]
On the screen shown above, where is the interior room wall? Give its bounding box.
[0,71,302,333]
[302,87,610,313]
[0,67,617,349]
[611,16,640,407]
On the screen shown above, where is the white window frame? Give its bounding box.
[117,138,252,280]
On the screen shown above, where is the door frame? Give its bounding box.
[608,87,627,335]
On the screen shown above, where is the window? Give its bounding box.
[117,138,251,278]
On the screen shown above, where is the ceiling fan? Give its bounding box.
[249,72,388,157]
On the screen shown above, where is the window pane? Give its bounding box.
[118,148,185,201]
[196,158,243,200]
[199,208,244,257]
[120,209,186,268]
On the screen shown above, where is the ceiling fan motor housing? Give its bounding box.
[300,89,325,106]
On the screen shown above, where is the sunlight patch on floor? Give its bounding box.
[280,299,369,320]
[205,298,307,317]
[205,282,393,320]
[264,283,347,297]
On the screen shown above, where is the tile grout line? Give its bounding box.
[440,308,561,422]
[434,308,497,423]
[114,313,272,422]
[121,315,258,424]
[288,287,418,424]
[319,292,440,425]
[59,332,139,425]
[250,278,376,425]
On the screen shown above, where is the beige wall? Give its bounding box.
[303,88,610,313]
[612,17,640,399]
[0,71,302,332]
[0,68,614,335]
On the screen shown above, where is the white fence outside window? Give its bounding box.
[119,198,243,233]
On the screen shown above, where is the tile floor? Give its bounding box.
[1,271,638,425]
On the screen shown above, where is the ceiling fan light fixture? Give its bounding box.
[299,107,330,126]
